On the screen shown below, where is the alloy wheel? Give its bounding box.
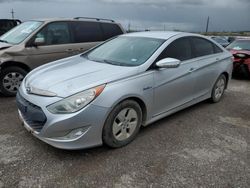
[112,108,138,141]
[214,78,225,100]
[2,72,24,93]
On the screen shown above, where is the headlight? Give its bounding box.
[47,84,105,114]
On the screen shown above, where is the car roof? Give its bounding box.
[123,31,199,40]
[27,18,118,24]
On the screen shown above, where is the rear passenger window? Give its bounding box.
[71,21,102,43]
[160,37,192,61]
[192,37,215,57]
[213,44,223,53]
[101,23,123,40]
[0,20,16,35]
[35,22,71,45]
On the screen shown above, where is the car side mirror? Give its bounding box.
[33,37,45,46]
[156,58,181,69]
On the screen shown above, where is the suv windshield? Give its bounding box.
[227,40,250,51]
[86,36,164,66]
[0,21,42,44]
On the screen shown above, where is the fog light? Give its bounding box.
[54,127,89,141]
[66,128,85,139]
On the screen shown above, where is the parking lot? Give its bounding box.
[0,79,249,188]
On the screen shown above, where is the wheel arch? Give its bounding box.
[221,71,229,89]
[126,97,147,125]
[107,95,148,126]
[0,61,31,72]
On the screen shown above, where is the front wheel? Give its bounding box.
[102,100,142,148]
[0,66,27,97]
[210,74,226,103]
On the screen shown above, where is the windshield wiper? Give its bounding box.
[0,39,8,43]
[83,55,104,64]
[85,55,128,66]
[103,59,128,66]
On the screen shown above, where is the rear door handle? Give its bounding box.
[216,57,221,61]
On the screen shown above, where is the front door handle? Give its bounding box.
[188,67,196,73]
[66,49,73,52]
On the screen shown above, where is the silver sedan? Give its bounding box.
[16,31,233,150]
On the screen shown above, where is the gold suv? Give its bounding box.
[0,17,125,96]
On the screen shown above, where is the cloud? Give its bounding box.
[96,0,250,7]
[118,19,199,31]
[0,0,249,31]
[0,0,249,8]
[97,0,204,6]
[0,0,248,5]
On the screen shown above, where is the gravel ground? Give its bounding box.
[0,79,249,188]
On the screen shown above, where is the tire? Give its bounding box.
[210,74,226,103]
[102,100,142,148]
[0,66,27,97]
[242,64,250,79]
[233,64,250,79]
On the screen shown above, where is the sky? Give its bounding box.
[0,0,249,32]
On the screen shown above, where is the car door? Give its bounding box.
[190,37,224,98]
[69,21,103,54]
[24,21,78,69]
[153,37,197,117]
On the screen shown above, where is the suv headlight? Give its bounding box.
[47,85,105,114]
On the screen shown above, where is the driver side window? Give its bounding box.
[34,22,71,46]
[158,37,192,61]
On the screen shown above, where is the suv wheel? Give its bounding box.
[0,66,27,97]
[102,100,142,148]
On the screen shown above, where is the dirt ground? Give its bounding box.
[0,79,249,188]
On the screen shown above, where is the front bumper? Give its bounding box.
[17,92,111,150]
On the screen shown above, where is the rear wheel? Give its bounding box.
[210,74,226,103]
[0,66,27,97]
[102,100,142,148]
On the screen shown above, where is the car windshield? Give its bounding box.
[227,40,250,51]
[0,21,43,44]
[86,36,165,66]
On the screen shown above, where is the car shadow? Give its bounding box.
[232,73,250,80]
[0,92,12,98]
[0,92,15,102]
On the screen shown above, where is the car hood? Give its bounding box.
[0,42,12,50]
[25,55,139,98]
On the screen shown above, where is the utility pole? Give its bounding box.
[206,16,210,33]
[128,22,131,32]
[11,9,15,19]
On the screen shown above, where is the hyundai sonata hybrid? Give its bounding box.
[17,32,233,150]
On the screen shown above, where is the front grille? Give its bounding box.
[16,92,47,132]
